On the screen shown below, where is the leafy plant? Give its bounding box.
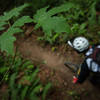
[0,54,51,100]
[33,3,80,44]
[69,0,99,26]
[0,4,33,55]
[71,23,87,35]
[42,83,52,100]
[88,1,97,26]
[34,1,100,44]
[0,0,67,13]
[0,3,29,22]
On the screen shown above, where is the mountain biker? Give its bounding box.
[67,37,100,86]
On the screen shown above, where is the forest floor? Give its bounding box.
[15,25,100,100]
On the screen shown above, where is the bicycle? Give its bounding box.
[64,62,81,75]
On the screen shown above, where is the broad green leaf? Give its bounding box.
[0,21,7,31]
[0,33,16,55]
[0,4,31,55]
[0,27,22,55]
[7,27,23,35]
[51,16,71,33]
[33,6,49,23]
[13,16,33,27]
[0,4,30,21]
[33,3,73,44]
[48,3,76,16]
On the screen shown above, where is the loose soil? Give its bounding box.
[15,32,100,100]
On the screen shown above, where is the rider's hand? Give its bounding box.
[73,76,78,84]
[89,45,92,49]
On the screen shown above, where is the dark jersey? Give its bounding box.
[77,45,100,84]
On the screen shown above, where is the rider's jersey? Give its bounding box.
[77,45,100,84]
[85,45,100,72]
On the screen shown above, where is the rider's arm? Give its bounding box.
[77,60,90,83]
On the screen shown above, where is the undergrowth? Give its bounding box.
[33,3,74,44]
[0,4,52,100]
[0,53,51,100]
[0,1,100,52]
[0,4,33,55]
[33,1,100,44]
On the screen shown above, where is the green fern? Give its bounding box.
[88,1,96,25]
[0,3,29,22]
[0,3,30,31]
[33,3,78,44]
[21,86,29,100]
[0,21,7,31]
[0,4,33,55]
[30,68,39,82]
[10,73,19,100]
[42,83,52,100]
[0,55,51,100]
[13,16,33,27]
[0,27,22,55]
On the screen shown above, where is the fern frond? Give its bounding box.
[0,28,22,55]
[0,21,7,31]
[31,85,42,94]
[0,3,30,22]
[42,83,52,100]
[30,68,39,82]
[42,16,71,36]
[7,27,23,35]
[88,2,96,25]
[48,2,76,16]
[13,16,33,27]
[33,3,74,43]
[33,6,49,24]
[21,86,29,100]
[0,10,33,55]
[9,73,17,90]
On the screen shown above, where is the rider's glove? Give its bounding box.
[73,76,78,84]
[89,45,92,49]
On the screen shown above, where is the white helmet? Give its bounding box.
[68,37,89,52]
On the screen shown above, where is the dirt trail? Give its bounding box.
[16,35,81,78]
[16,35,100,100]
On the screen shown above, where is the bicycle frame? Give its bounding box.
[64,62,81,73]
